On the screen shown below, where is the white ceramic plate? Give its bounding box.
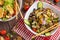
[24,1,60,36]
[0,0,22,22]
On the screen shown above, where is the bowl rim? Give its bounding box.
[24,1,60,36]
[0,0,22,22]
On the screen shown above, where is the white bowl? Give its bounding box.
[24,1,60,36]
[0,0,22,22]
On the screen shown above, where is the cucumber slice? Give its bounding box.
[24,19,30,26]
[37,29,40,33]
[45,32,51,36]
[37,2,43,9]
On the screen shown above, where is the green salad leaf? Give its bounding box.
[3,0,14,10]
[4,0,14,4]
[2,18,8,21]
[37,2,43,10]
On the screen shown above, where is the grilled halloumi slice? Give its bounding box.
[0,7,4,18]
[0,36,4,40]
[0,0,4,6]
[6,5,14,15]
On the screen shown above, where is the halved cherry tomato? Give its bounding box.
[1,30,7,35]
[5,36,10,40]
[3,11,7,17]
[55,0,59,3]
[0,31,1,34]
[32,28,37,32]
[24,5,29,11]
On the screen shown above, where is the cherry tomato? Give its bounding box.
[55,0,59,3]
[0,31,1,34]
[1,30,7,35]
[3,11,7,17]
[24,5,29,11]
[5,36,10,40]
[32,28,37,32]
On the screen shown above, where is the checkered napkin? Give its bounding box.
[46,0,60,11]
[13,18,51,40]
[49,27,60,40]
[13,18,60,40]
[13,0,60,40]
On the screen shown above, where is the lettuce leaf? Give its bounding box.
[4,0,14,4]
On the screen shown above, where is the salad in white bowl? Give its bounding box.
[0,0,22,21]
[24,1,60,36]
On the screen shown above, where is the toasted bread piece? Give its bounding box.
[0,7,4,18]
[0,36,4,40]
[0,0,4,6]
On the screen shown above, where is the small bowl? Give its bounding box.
[0,0,22,22]
[24,1,60,36]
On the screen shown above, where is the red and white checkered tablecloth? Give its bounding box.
[13,0,60,40]
[13,18,51,40]
[13,18,60,40]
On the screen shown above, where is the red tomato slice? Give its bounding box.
[55,0,59,3]
[32,28,37,32]
[1,30,7,35]
[5,36,10,40]
[24,5,29,11]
